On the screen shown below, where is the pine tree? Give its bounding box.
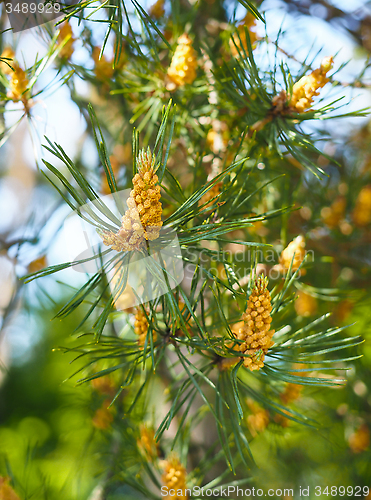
[1,0,370,498]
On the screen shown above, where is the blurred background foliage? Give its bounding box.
[0,0,371,499]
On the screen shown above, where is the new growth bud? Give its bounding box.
[149,0,165,19]
[235,275,275,371]
[0,47,15,75]
[57,22,75,60]
[134,307,156,348]
[100,148,163,252]
[229,12,258,57]
[167,34,197,89]
[289,56,334,113]
[8,66,29,104]
[279,235,306,274]
[160,455,189,500]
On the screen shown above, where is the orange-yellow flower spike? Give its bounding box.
[134,307,149,347]
[92,399,114,429]
[294,291,317,317]
[8,65,29,103]
[149,0,165,19]
[246,398,269,436]
[0,47,15,76]
[27,255,47,274]
[352,185,371,227]
[167,34,197,89]
[230,12,258,57]
[99,148,163,252]
[235,275,274,371]
[289,56,333,113]
[138,424,159,460]
[279,235,306,274]
[348,424,370,454]
[280,383,302,405]
[321,196,346,229]
[92,47,114,81]
[0,477,21,500]
[160,455,189,500]
[57,22,75,60]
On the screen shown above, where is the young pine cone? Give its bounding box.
[280,382,302,405]
[352,185,371,227]
[129,148,163,241]
[235,275,274,371]
[289,56,333,113]
[160,455,189,500]
[0,477,21,500]
[246,398,270,436]
[321,196,346,229]
[92,47,114,81]
[294,291,317,317]
[279,235,306,274]
[100,148,163,252]
[92,400,114,430]
[229,12,258,57]
[138,424,159,460]
[134,307,156,348]
[166,34,197,89]
[149,0,165,19]
[8,65,29,103]
[57,22,75,60]
[199,182,222,210]
[0,47,15,76]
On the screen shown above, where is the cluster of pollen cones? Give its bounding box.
[100,148,163,252]
[235,275,275,371]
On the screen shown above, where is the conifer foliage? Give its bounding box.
[0,0,370,498]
